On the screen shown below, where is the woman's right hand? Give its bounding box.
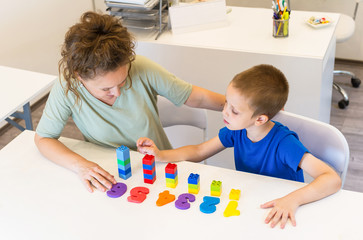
[75,160,117,193]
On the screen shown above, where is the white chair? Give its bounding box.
[333,0,362,109]
[157,95,208,164]
[272,111,349,188]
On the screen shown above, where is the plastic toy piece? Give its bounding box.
[210,180,222,197]
[142,154,156,184]
[175,193,196,210]
[116,145,132,180]
[200,196,220,214]
[127,187,149,203]
[223,201,240,217]
[106,182,127,198]
[188,173,200,185]
[165,163,177,174]
[188,173,200,194]
[156,190,176,206]
[165,163,178,188]
[229,189,241,201]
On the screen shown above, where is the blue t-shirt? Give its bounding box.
[218,121,307,182]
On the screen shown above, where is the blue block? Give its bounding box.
[165,171,178,179]
[119,172,132,180]
[144,172,156,180]
[143,162,155,171]
[188,173,200,184]
[118,163,131,171]
[116,145,130,160]
[118,168,131,175]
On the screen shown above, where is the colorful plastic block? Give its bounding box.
[116,145,132,180]
[165,163,178,188]
[188,173,200,184]
[116,145,130,160]
[142,154,155,165]
[211,180,222,196]
[165,163,177,174]
[229,189,241,201]
[142,154,156,184]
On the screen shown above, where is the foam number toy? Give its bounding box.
[200,196,220,214]
[175,193,196,210]
[156,190,176,206]
[223,201,240,217]
[106,182,127,198]
[127,187,149,203]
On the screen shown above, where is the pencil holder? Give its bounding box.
[273,16,289,38]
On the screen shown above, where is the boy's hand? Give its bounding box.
[260,195,299,229]
[137,137,161,158]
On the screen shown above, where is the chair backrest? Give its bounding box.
[272,111,349,187]
[335,0,361,43]
[157,96,208,135]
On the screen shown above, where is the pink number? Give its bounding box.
[127,187,149,203]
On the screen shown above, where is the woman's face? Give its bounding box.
[79,64,129,105]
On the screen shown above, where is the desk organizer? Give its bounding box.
[106,0,168,39]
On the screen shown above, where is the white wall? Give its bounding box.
[227,0,363,62]
[0,0,93,75]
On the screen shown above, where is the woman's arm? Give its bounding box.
[34,133,116,192]
[185,85,225,111]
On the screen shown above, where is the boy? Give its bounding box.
[137,64,341,229]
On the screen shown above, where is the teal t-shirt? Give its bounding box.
[36,55,193,150]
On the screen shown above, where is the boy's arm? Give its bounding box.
[261,153,341,228]
[137,136,225,163]
[184,85,226,111]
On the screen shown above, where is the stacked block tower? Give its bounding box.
[143,154,156,184]
[210,180,222,197]
[165,163,178,188]
[116,145,132,180]
[188,173,200,194]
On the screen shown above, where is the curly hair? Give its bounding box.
[58,11,135,104]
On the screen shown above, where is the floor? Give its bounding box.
[1,60,362,192]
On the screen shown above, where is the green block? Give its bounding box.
[117,158,130,166]
[188,183,200,190]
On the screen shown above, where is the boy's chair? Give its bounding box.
[333,0,362,109]
[157,95,208,163]
[272,111,349,188]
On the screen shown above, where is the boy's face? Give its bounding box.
[222,83,256,130]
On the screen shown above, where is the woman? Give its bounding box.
[34,12,225,193]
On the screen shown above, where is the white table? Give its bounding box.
[0,130,362,240]
[0,66,56,131]
[133,6,339,169]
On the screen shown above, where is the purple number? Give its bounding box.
[106,182,127,198]
[175,193,196,210]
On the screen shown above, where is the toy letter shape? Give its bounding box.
[127,187,149,203]
[156,190,176,206]
[200,196,220,214]
[223,201,240,217]
[106,182,127,198]
[175,193,196,210]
